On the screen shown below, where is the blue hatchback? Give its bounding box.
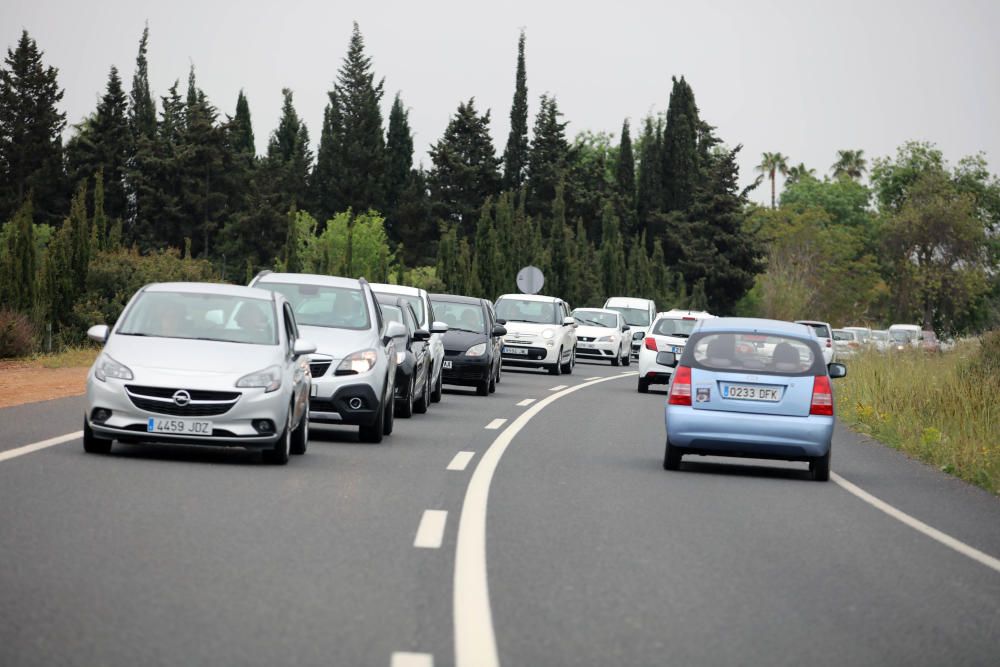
[662,318,847,481]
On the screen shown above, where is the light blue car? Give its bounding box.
[662,318,847,481]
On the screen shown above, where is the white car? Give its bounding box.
[604,296,656,361]
[843,326,873,348]
[637,309,715,392]
[832,328,861,357]
[495,293,577,375]
[571,307,630,366]
[370,283,450,403]
[84,282,315,464]
[795,320,836,365]
[888,323,922,349]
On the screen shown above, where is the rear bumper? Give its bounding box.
[665,405,833,460]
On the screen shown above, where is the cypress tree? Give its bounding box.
[574,217,602,306]
[502,31,529,190]
[129,26,156,141]
[0,197,36,312]
[493,191,516,293]
[67,180,90,281]
[635,117,663,246]
[688,278,708,311]
[436,223,459,292]
[0,30,67,225]
[525,95,570,219]
[661,76,701,213]
[384,92,414,240]
[310,90,344,222]
[267,88,311,208]
[92,168,107,251]
[598,201,626,297]
[126,26,157,243]
[230,89,255,157]
[180,68,228,257]
[393,167,433,266]
[616,119,637,237]
[547,182,570,298]
[473,197,502,299]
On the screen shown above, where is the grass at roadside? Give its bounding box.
[837,338,999,495]
[16,346,99,369]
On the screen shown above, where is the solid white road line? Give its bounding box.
[549,385,568,391]
[832,472,1000,574]
[0,431,81,464]
[447,451,476,471]
[391,652,434,667]
[454,372,638,667]
[585,376,601,380]
[516,399,536,407]
[414,510,448,549]
[484,419,507,430]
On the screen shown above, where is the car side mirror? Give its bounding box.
[384,320,407,343]
[621,324,629,332]
[292,339,317,359]
[430,320,449,334]
[656,351,677,367]
[563,316,576,327]
[497,318,506,325]
[493,324,507,337]
[87,324,109,343]
[828,362,847,379]
[413,329,431,342]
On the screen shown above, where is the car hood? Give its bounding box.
[442,329,488,353]
[502,322,559,337]
[298,324,375,361]
[105,335,280,382]
[576,325,619,339]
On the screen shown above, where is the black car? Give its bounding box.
[375,294,431,418]
[430,293,506,396]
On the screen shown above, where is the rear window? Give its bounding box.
[261,282,370,330]
[802,323,830,339]
[376,291,424,326]
[688,332,819,376]
[652,317,699,338]
[833,330,855,341]
[432,300,486,334]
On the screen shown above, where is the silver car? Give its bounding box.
[84,282,315,464]
[663,318,847,481]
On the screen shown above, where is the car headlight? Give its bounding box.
[336,349,378,375]
[465,342,487,357]
[597,335,616,343]
[236,365,282,392]
[541,329,555,339]
[94,354,133,381]
[396,351,406,364]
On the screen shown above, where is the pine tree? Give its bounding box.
[384,92,414,241]
[661,76,701,213]
[525,95,570,219]
[0,30,67,225]
[502,31,529,190]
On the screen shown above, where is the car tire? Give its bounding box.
[622,347,631,366]
[663,439,682,471]
[612,352,621,366]
[476,377,490,396]
[397,375,415,418]
[263,412,291,465]
[414,370,430,414]
[431,367,443,403]
[383,385,395,435]
[488,365,497,393]
[496,361,501,384]
[637,377,650,393]
[548,349,563,376]
[290,402,309,455]
[82,419,113,455]
[360,386,386,443]
[810,449,831,481]
[561,348,574,374]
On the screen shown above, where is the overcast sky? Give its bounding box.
[3,0,999,205]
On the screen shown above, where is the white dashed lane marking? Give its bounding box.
[549,385,567,391]
[391,652,433,667]
[484,419,507,430]
[414,510,448,549]
[516,398,536,407]
[447,451,475,471]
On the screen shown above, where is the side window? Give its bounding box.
[282,303,297,351]
[368,287,384,332]
[425,298,435,328]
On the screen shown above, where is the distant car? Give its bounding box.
[376,294,431,417]
[832,328,861,357]
[921,330,941,353]
[604,296,657,361]
[871,329,890,352]
[842,326,873,347]
[250,272,404,443]
[431,293,506,396]
[795,320,836,365]
[888,324,922,349]
[84,282,315,464]
[495,293,577,375]
[572,307,630,366]
[889,330,913,352]
[637,310,715,393]
[663,317,847,481]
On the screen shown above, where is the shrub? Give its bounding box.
[0,308,35,358]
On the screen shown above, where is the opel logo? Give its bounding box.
[172,390,191,407]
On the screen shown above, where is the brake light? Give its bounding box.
[668,366,692,406]
[644,337,658,351]
[682,316,696,320]
[810,375,833,416]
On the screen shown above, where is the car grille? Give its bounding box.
[125,385,241,417]
[310,360,332,378]
[578,336,596,342]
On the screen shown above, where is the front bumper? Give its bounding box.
[665,405,833,460]
[576,340,619,360]
[309,382,381,426]
[442,353,491,386]
[500,342,559,367]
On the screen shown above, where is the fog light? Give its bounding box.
[348,397,364,410]
[91,408,112,423]
[252,419,275,434]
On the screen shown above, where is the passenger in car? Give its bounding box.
[706,336,735,367]
[771,342,800,372]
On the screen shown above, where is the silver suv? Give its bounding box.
[250,272,405,443]
[84,282,315,464]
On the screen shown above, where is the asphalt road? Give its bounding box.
[0,360,998,666]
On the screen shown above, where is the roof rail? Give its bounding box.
[358,277,369,286]
[251,269,272,285]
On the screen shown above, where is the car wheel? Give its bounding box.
[82,419,113,454]
[612,351,621,366]
[263,412,291,465]
[548,349,563,376]
[561,347,574,374]
[431,367,443,403]
[290,401,308,455]
[496,360,501,384]
[397,375,415,418]
[622,346,631,366]
[414,370,430,414]
[383,384,396,435]
[360,387,386,443]
[638,377,650,393]
[663,439,682,471]
[810,449,831,481]
[488,364,497,393]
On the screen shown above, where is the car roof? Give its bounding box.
[794,319,831,327]
[374,293,408,306]
[431,293,485,306]
[889,323,921,331]
[696,317,814,339]
[573,307,619,316]
[655,309,714,319]
[255,272,362,290]
[370,282,424,297]
[604,297,654,308]
[496,293,562,303]
[146,282,275,301]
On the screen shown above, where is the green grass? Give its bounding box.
[21,346,99,369]
[837,342,999,495]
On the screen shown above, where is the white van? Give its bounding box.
[888,323,922,349]
[603,297,657,361]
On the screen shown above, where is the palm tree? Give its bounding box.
[785,163,816,186]
[755,152,789,208]
[831,149,867,181]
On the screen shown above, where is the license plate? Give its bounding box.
[579,342,594,348]
[671,345,682,353]
[503,347,529,355]
[720,383,782,402]
[443,360,453,369]
[147,417,213,435]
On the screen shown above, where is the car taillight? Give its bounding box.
[810,375,833,416]
[644,337,657,351]
[668,366,692,406]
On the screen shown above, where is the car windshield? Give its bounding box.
[117,291,277,345]
[376,291,424,325]
[833,330,855,341]
[573,310,617,328]
[890,331,911,342]
[652,317,699,338]
[848,329,871,342]
[872,331,888,341]
[263,283,370,330]
[692,333,816,374]
[381,304,403,326]
[607,306,649,327]
[496,298,559,325]
[432,301,486,333]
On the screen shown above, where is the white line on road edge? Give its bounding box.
[454,372,638,667]
[585,376,601,380]
[391,652,434,667]
[832,472,1000,574]
[484,419,507,430]
[549,385,567,391]
[447,451,476,471]
[516,398,536,407]
[0,431,81,464]
[414,510,448,549]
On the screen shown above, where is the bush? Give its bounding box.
[0,308,35,358]
[969,329,1000,377]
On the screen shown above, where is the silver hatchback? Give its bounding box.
[663,318,847,481]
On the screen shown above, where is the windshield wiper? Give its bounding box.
[449,327,483,334]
